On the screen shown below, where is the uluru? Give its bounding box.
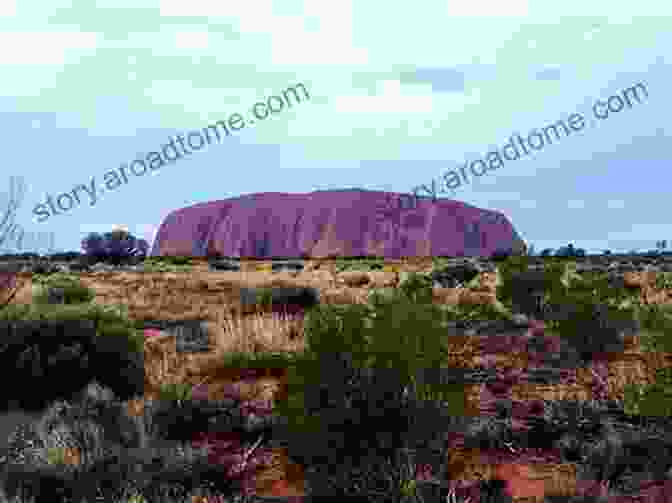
[149,189,526,258]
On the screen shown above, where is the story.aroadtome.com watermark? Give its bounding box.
[31,82,311,224]
[410,80,650,201]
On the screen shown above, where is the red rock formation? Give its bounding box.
[151,190,526,258]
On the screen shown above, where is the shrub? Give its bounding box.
[334,258,353,273]
[545,292,634,360]
[32,274,96,305]
[398,271,433,304]
[495,256,562,318]
[0,303,145,415]
[255,287,274,310]
[449,298,514,324]
[141,257,193,273]
[96,320,145,356]
[620,303,672,416]
[157,382,193,404]
[655,272,672,291]
[493,256,672,420]
[430,261,480,288]
[631,303,672,353]
[304,446,442,499]
[165,255,192,266]
[549,263,637,309]
[334,258,385,273]
[494,256,648,363]
[623,366,672,417]
[274,292,464,495]
[367,287,401,308]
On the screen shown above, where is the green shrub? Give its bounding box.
[140,256,193,272]
[397,272,433,304]
[0,302,102,324]
[450,299,514,324]
[32,275,96,305]
[334,258,352,273]
[623,366,672,417]
[0,302,144,359]
[65,283,96,304]
[367,287,399,307]
[630,303,672,353]
[334,258,385,273]
[217,349,303,370]
[26,302,142,354]
[559,268,637,307]
[494,257,565,318]
[255,287,274,310]
[538,266,649,359]
[141,262,191,273]
[361,258,385,271]
[430,257,451,270]
[32,271,81,284]
[655,272,672,291]
[166,255,193,266]
[158,382,193,403]
[90,301,132,325]
[495,257,638,322]
[274,291,464,487]
[621,303,672,416]
[46,446,69,466]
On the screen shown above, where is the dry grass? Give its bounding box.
[14,265,670,403]
[142,306,308,404]
[211,307,308,355]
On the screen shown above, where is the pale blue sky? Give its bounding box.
[0,1,669,256]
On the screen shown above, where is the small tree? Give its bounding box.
[81,229,149,265]
[110,224,130,240]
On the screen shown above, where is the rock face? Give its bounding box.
[150,190,526,258]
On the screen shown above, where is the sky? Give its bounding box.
[0,0,669,257]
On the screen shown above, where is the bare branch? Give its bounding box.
[0,175,27,248]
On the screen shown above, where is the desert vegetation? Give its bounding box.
[1,252,672,501]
